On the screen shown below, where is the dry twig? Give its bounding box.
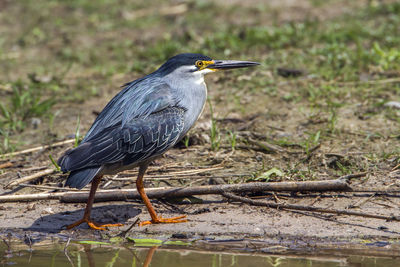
[346,193,376,209]
[19,183,82,191]
[1,139,74,158]
[339,172,368,181]
[247,138,285,153]
[20,166,48,172]
[111,166,224,181]
[5,168,56,189]
[222,192,400,221]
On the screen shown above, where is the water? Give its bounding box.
[2,241,400,267]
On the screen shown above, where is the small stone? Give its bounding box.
[180,198,192,204]
[42,207,54,214]
[171,233,187,239]
[253,227,262,233]
[385,101,400,109]
[26,203,36,211]
[31,118,41,129]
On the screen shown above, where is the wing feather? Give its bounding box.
[83,81,177,141]
[58,107,185,173]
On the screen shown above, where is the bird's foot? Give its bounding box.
[66,218,123,230]
[139,215,187,226]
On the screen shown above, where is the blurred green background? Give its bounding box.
[0,0,399,154]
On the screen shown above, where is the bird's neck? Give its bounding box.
[181,84,207,135]
[163,73,208,135]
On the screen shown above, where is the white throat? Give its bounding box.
[162,65,210,135]
[194,68,214,84]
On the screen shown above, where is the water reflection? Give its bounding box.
[2,241,400,267]
[73,244,157,267]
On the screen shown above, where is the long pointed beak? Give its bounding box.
[206,60,260,70]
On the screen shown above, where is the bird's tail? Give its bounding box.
[58,143,103,189]
[65,167,101,189]
[57,149,73,173]
[57,142,92,173]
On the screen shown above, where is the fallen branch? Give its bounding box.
[0,191,69,202]
[247,138,286,153]
[0,179,351,203]
[0,187,170,202]
[222,192,400,221]
[1,139,74,158]
[5,168,56,189]
[62,179,351,203]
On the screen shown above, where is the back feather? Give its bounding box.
[58,77,182,190]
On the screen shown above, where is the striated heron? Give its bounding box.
[58,53,259,230]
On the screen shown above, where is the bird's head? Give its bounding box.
[157,53,259,83]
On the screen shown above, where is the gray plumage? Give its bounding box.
[58,53,259,189]
[58,54,210,189]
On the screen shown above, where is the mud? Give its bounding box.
[1,184,400,256]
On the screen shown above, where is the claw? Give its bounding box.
[136,164,188,227]
[66,218,123,230]
[64,176,124,231]
[139,215,187,226]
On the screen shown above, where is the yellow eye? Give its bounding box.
[195,60,204,68]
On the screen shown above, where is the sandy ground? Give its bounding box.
[2,193,399,238]
[1,182,400,256]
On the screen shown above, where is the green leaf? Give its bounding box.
[126,237,163,246]
[256,168,284,180]
[31,98,56,116]
[109,236,124,244]
[49,154,61,172]
[74,115,81,147]
[313,130,321,144]
[78,240,110,245]
[0,103,10,120]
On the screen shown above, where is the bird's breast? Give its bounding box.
[179,83,207,136]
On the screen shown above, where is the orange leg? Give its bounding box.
[137,163,187,226]
[143,246,157,267]
[66,175,123,230]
